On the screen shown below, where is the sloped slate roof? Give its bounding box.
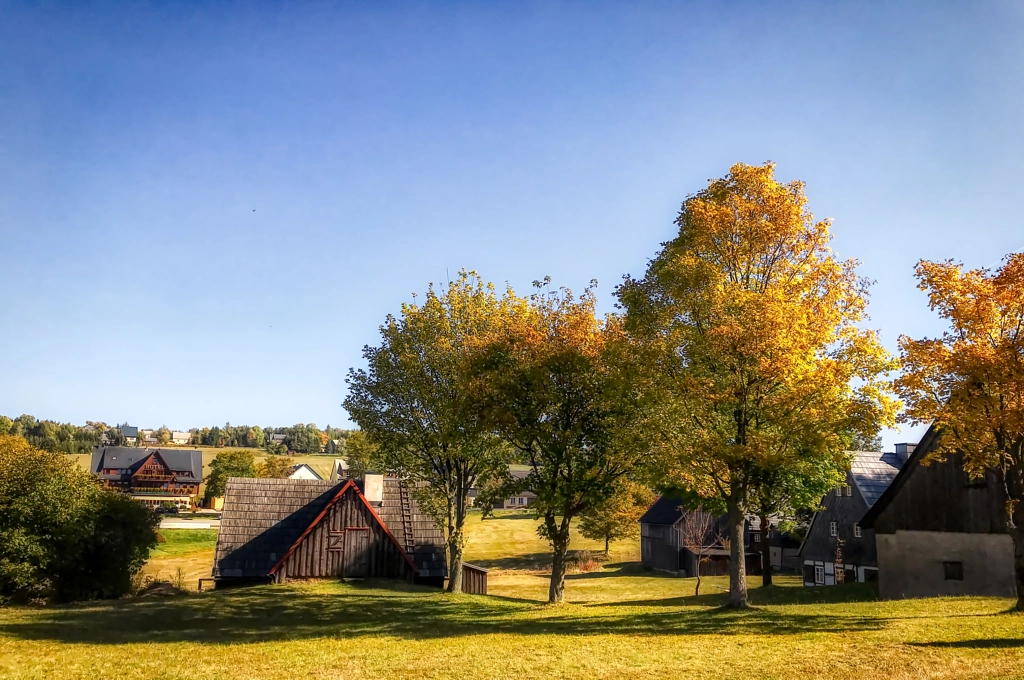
[90,447,202,480]
[850,450,904,507]
[639,496,686,526]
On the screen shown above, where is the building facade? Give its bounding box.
[90,446,203,508]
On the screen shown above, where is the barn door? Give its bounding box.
[343,528,370,578]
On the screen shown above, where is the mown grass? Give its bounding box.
[143,529,218,588]
[2,511,1022,679]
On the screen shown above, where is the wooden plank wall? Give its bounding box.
[461,563,488,595]
[277,488,414,582]
[873,451,1007,535]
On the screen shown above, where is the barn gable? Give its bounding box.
[214,476,447,586]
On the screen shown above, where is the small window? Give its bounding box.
[853,523,862,538]
[753,532,761,543]
[845,485,852,497]
[814,565,825,584]
[943,561,964,581]
[829,521,838,537]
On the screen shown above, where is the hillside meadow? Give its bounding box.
[2,511,1023,679]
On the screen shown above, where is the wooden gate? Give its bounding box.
[343,528,369,578]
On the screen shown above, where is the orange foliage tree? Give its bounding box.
[896,254,1024,607]
[618,162,897,608]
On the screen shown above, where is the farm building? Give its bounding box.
[861,426,1017,600]
[800,448,908,586]
[287,463,324,480]
[213,475,447,587]
[90,446,202,508]
[639,496,762,577]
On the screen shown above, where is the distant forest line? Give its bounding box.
[0,415,356,455]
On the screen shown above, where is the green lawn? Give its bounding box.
[1,513,1022,679]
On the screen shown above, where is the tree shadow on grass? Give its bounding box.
[908,639,1024,648]
[0,579,888,646]
[467,554,553,570]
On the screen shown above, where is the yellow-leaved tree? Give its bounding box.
[896,254,1024,608]
[618,162,898,607]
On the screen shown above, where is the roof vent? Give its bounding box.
[363,473,383,505]
[894,442,916,464]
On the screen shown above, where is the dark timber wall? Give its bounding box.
[274,486,415,582]
[461,563,488,595]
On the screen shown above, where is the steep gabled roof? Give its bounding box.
[861,424,940,529]
[90,446,202,480]
[850,450,905,508]
[639,496,686,526]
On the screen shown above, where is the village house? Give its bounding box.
[639,496,762,577]
[213,475,448,586]
[90,446,203,509]
[171,430,191,445]
[861,426,1017,599]
[287,463,324,480]
[799,448,909,586]
[120,425,138,446]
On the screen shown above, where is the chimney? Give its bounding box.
[362,473,384,505]
[894,442,916,464]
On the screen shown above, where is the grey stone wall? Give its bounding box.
[876,530,1017,599]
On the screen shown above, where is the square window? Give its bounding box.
[814,565,825,584]
[853,523,862,538]
[753,532,761,543]
[829,521,838,537]
[943,561,964,581]
[845,485,852,497]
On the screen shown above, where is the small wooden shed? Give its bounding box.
[461,563,488,595]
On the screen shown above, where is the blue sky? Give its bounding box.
[2,2,1023,448]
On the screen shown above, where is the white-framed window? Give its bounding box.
[845,485,852,497]
[829,521,838,537]
[814,565,825,584]
[853,523,862,538]
[753,532,761,543]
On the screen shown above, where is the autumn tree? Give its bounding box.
[257,456,295,479]
[344,271,510,594]
[470,281,654,604]
[896,253,1024,608]
[618,162,897,607]
[156,426,171,445]
[579,479,655,554]
[679,507,716,596]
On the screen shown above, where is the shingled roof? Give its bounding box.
[90,446,202,483]
[213,476,446,581]
[850,450,904,507]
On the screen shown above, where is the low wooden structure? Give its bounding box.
[461,563,488,595]
[213,476,447,587]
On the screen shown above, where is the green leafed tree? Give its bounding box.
[257,456,295,479]
[204,450,258,501]
[344,271,511,593]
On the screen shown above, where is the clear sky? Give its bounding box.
[2,2,1023,449]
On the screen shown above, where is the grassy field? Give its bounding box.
[1,513,1022,679]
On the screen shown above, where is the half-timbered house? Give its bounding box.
[213,475,447,587]
[90,446,203,508]
[861,425,1016,599]
[799,448,907,586]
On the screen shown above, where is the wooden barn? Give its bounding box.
[861,425,1016,599]
[799,448,907,586]
[639,496,762,577]
[213,475,447,587]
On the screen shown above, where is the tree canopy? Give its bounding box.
[896,253,1024,608]
[618,162,897,607]
[204,449,258,500]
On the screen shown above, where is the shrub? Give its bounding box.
[566,549,606,573]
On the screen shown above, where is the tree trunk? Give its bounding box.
[760,511,772,588]
[546,513,571,604]
[445,474,472,594]
[604,535,610,555]
[727,493,748,608]
[695,555,702,596]
[1008,463,1024,610]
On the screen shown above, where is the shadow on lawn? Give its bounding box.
[0,580,890,646]
[908,639,1024,649]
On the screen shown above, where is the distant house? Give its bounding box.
[143,436,159,446]
[171,431,191,445]
[639,496,761,577]
[120,425,139,446]
[500,469,536,509]
[861,426,1016,599]
[329,459,349,482]
[287,463,323,480]
[800,449,908,586]
[90,446,203,509]
[213,475,446,586]
[269,433,287,444]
